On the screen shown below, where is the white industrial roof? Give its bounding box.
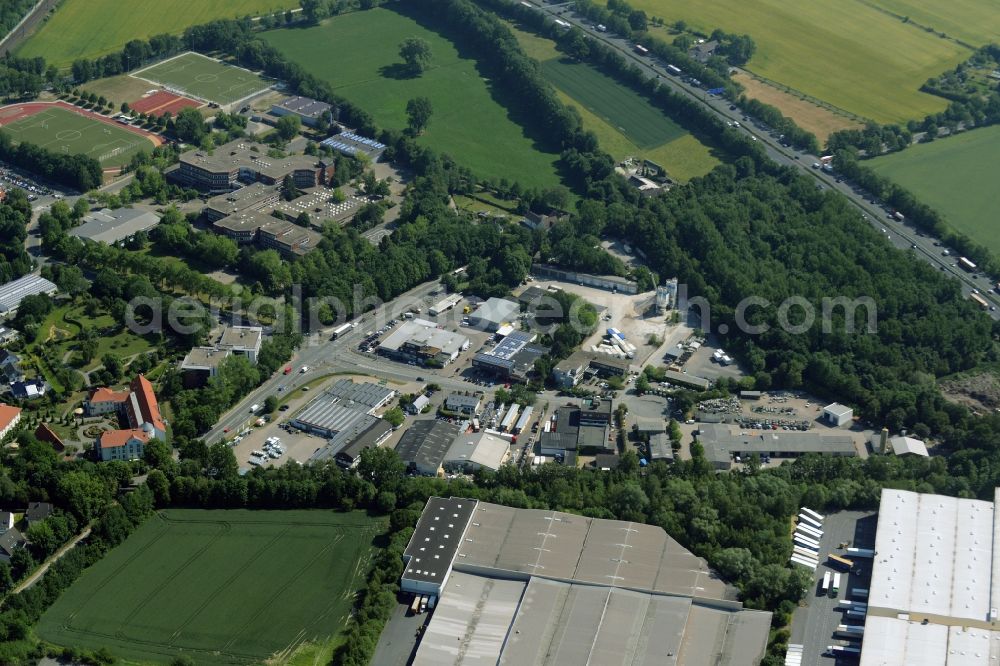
[379,319,469,356]
[0,274,57,314]
[470,298,519,326]
[823,402,853,416]
[444,432,509,471]
[860,617,1000,666]
[860,617,948,666]
[870,489,993,623]
[413,572,525,666]
[890,436,929,457]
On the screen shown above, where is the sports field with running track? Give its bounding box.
[37,509,382,664]
[0,103,157,167]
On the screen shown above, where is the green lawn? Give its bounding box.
[502,23,717,182]
[35,302,156,371]
[542,59,685,149]
[37,509,382,665]
[869,125,1000,254]
[1,105,155,167]
[262,8,563,188]
[864,0,1000,46]
[133,52,271,105]
[540,57,718,182]
[18,0,298,67]
[625,0,969,123]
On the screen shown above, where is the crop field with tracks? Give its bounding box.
[37,509,382,664]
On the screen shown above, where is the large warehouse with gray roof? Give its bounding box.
[401,496,771,665]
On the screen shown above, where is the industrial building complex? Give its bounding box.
[401,497,771,665]
[695,423,858,469]
[378,319,470,366]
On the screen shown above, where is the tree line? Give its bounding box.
[0,188,32,285]
[0,131,103,192]
[831,149,1000,276]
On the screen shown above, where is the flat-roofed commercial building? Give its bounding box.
[290,400,376,439]
[69,207,161,245]
[213,210,277,243]
[310,418,392,469]
[179,347,230,388]
[695,423,857,470]
[531,264,639,294]
[258,218,323,257]
[324,379,396,414]
[467,297,519,332]
[174,140,333,192]
[394,420,461,476]
[402,497,771,665]
[270,95,331,127]
[203,183,279,222]
[859,488,1000,665]
[0,275,57,316]
[553,351,632,388]
[662,369,711,391]
[378,319,470,366]
[472,331,547,381]
[442,431,510,473]
[216,325,263,363]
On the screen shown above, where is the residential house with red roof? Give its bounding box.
[0,404,21,441]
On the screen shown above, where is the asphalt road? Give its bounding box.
[532,2,1000,318]
[202,280,486,444]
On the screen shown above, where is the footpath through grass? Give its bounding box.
[262,8,564,188]
[869,125,1000,255]
[37,509,382,664]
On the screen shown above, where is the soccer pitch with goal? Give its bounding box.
[133,52,271,106]
[0,105,155,167]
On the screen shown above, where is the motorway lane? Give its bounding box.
[534,2,1000,317]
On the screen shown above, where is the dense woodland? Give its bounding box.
[0,189,32,285]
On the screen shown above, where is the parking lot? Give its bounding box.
[228,373,405,470]
[0,165,57,201]
[790,510,877,665]
[683,341,747,382]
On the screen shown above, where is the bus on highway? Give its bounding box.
[634,44,650,56]
[971,293,989,310]
[959,257,977,272]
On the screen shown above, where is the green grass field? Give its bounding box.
[869,125,1000,255]
[262,8,563,188]
[37,509,381,665]
[543,60,685,148]
[18,0,298,67]
[863,0,1000,46]
[625,0,970,123]
[0,106,154,167]
[505,22,718,182]
[134,52,270,105]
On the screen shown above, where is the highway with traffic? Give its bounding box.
[534,1,1000,318]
